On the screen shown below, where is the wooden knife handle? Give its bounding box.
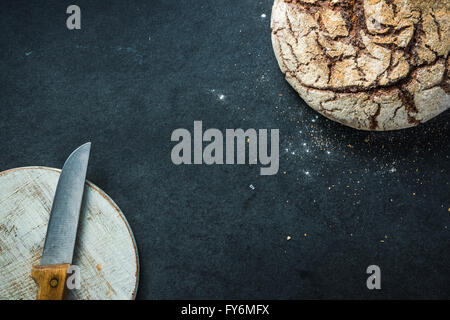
[31,264,70,300]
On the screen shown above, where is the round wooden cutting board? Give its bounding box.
[0,167,139,300]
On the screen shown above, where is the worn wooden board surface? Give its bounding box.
[0,167,139,300]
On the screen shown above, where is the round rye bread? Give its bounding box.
[271,0,450,130]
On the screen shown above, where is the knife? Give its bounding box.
[31,142,91,300]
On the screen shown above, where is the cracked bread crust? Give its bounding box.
[271,0,450,130]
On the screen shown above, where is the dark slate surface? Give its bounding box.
[1,0,449,299]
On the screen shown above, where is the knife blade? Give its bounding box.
[31,142,91,300]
